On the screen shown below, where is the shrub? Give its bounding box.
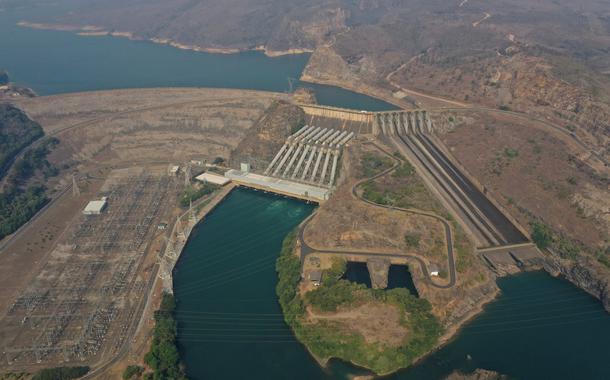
[360,153,393,178]
[144,293,187,380]
[503,148,519,159]
[404,232,421,248]
[122,365,144,380]
[180,182,218,207]
[32,366,89,380]
[392,162,416,178]
[530,220,553,250]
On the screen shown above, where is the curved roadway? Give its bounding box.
[298,140,456,289]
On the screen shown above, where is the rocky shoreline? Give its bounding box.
[17,21,312,58]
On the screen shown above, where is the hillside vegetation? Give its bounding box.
[276,231,442,375]
[0,104,58,239]
[0,103,43,180]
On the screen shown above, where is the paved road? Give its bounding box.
[298,140,456,289]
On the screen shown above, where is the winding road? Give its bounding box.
[298,140,457,289]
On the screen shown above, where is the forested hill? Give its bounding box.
[0,103,59,240]
[0,103,43,180]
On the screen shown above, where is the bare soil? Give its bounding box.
[306,302,408,347]
[437,110,608,250]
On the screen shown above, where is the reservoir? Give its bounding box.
[0,6,397,111]
[1,4,609,378]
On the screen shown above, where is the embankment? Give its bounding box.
[160,184,236,291]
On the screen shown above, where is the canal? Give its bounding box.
[2,4,610,378]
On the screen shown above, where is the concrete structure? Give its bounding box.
[367,258,391,289]
[83,197,108,215]
[429,263,440,277]
[225,169,329,202]
[263,125,354,190]
[308,270,322,286]
[374,110,436,136]
[385,111,529,248]
[240,162,251,173]
[195,172,231,186]
[299,104,373,124]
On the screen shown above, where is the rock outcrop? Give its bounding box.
[545,256,610,312]
[445,369,509,380]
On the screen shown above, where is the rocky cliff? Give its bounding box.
[545,255,610,312]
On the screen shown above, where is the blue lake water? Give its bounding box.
[0,6,397,111]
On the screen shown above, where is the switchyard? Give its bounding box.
[0,168,174,367]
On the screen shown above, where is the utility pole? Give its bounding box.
[72,174,80,197]
[184,164,191,187]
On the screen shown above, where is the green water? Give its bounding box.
[2,4,609,378]
[0,6,397,111]
[173,188,364,379]
[394,271,610,379]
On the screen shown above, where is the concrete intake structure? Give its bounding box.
[374,110,437,136]
[264,125,354,190]
[383,110,529,248]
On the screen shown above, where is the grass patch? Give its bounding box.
[360,152,393,178]
[276,231,442,375]
[122,365,144,380]
[503,148,519,159]
[360,179,442,213]
[179,182,218,208]
[404,232,421,248]
[530,220,553,250]
[597,247,610,269]
[31,367,89,380]
[452,221,474,274]
[392,162,416,178]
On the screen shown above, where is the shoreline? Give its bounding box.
[299,74,409,111]
[160,184,236,292]
[17,21,313,58]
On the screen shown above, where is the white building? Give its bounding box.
[240,162,251,173]
[429,263,440,277]
[195,172,231,186]
[83,197,108,215]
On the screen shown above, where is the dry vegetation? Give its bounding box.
[437,110,608,256]
[436,109,610,308]
[303,137,497,327]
